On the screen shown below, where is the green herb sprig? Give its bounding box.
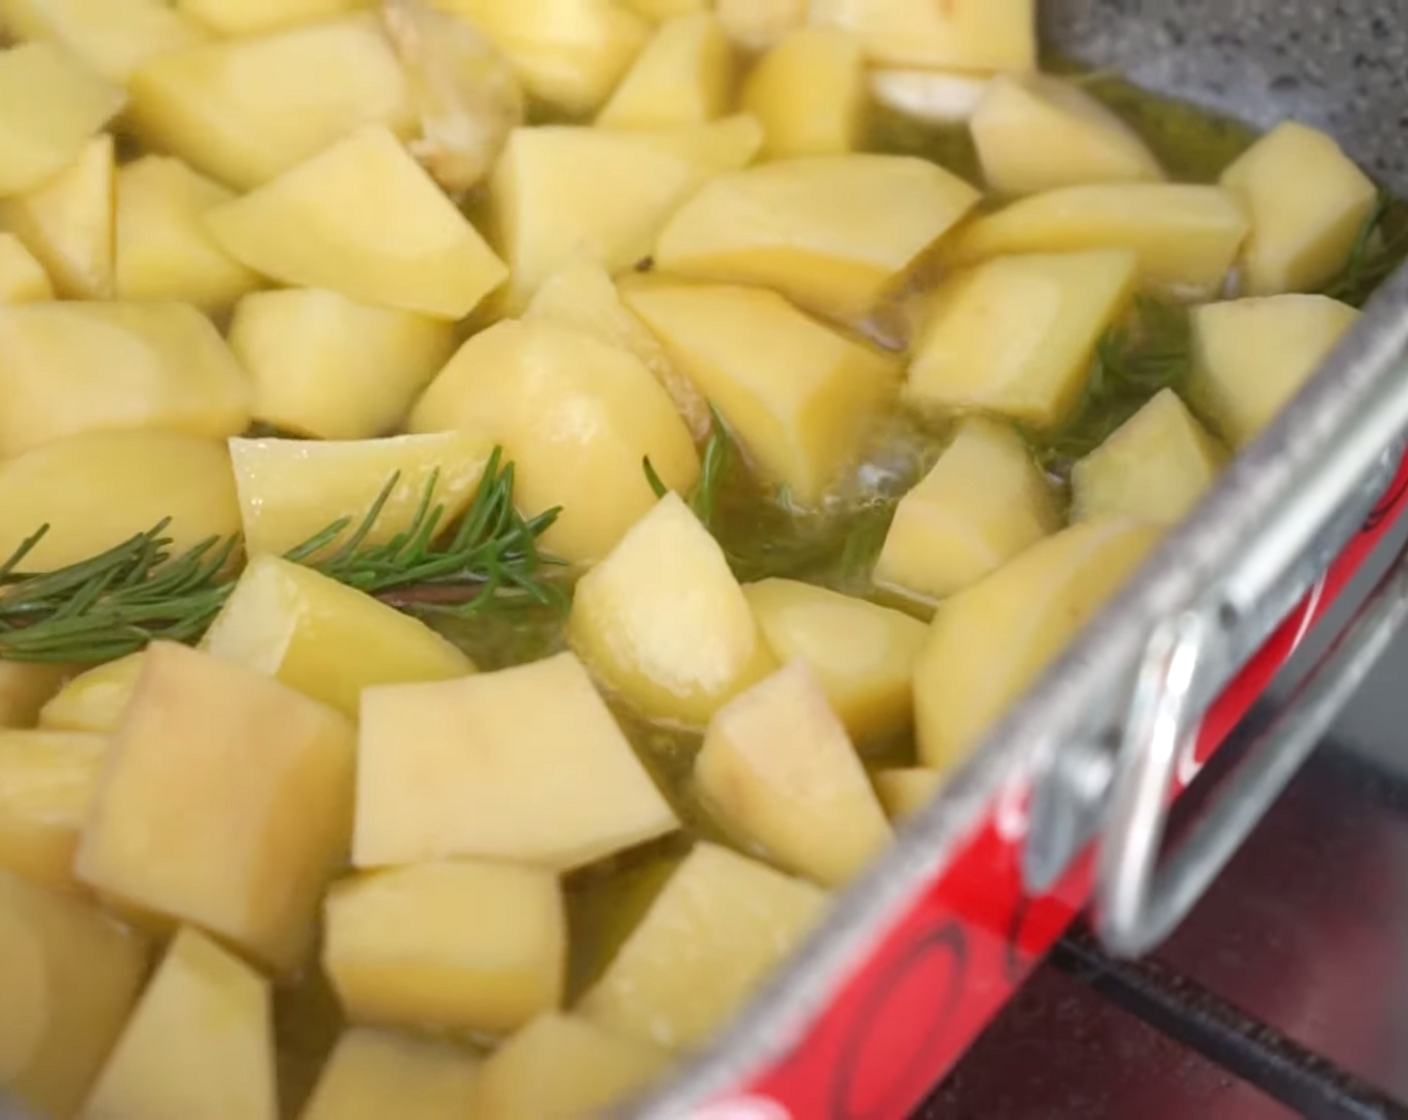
[1324,191,1408,307]
[643,405,732,530]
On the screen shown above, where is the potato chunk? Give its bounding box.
[1189,294,1360,449]
[810,0,1036,72]
[875,417,1060,602]
[83,927,277,1120]
[624,282,898,505]
[716,0,805,51]
[0,663,75,730]
[0,0,209,83]
[597,13,731,130]
[323,860,566,1036]
[579,842,827,1050]
[0,231,52,302]
[39,655,145,736]
[301,1029,480,1120]
[741,27,865,160]
[0,731,106,893]
[874,768,944,825]
[75,642,356,973]
[0,873,146,1120]
[178,0,367,37]
[621,0,705,19]
[906,251,1138,428]
[355,651,677,871]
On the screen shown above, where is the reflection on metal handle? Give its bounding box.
[1094,538,1408,959]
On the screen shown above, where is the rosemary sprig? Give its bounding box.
[1323,191,1408,307]
[643,406,733,530]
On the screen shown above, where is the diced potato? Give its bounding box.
[201,555,474,720]
[1072,389,1228,524]
[624,282,898,504]
[0,430,240,574]
[0,873,147,1120]
[178,0,368,37]
[409,319,700,564]
[127,15,414,192]
[597,13,731,130]
[301,1029,480,1120]
[475,1013,670,1120]
[114,156,261,311]
[0,301,250,459]
[0,0,209,83]
[741,27,865,160]
[905,251,1139,428]
[1221,121,1379,296]
[0,731,105,893]
[229,289,455,440]
[742,579,927,742]
[946,183,1250,297]
[914,519,1163,771]
[75,642,356,972]
[568,493,778,725]
[0,231,52,302]
[323,860,566,1036]
[83,927,277,1120]
[621,0,705,20]
[715,0,805,52]
[874,768,944,824]
[654,154,982,323]
[971,74,1164,196]
[1188,294,1360,449]
[39,655,145,735]
[228,430,493,559]
[875,417,1061,601]
[627,112,764,173]
[810,0,1036,73]
[0,663,75,729]
[868,69,990,125]
[578,842,827,1050]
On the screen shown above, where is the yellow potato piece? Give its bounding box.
[810,0,1036,72]
[301,1029,479,1120]
[83,927,277,1120]
[39,654,145,735]
[597,13,732,130]
[0,0,209,83]
[716,0,806,51]
[179,0,369,37]
[0,663,75,729]
[874,768,945,825]
[323,860,566,1036]
[0,231,52,302]
[75,642,356,973]
[0,731,105,893]
[875,417,1061,602]
[914,519,1164,772]
[741,27,866,160]
[0,873,146,1120]
[621,0,705,20]
[229,288,456,440]
[626,112,765,174]
[1221,120,1379,296]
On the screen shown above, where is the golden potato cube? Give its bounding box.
[127,15,413,191]
[179,0,368,37]
[323,860,566,1035]
[741,27,865,160]
[0,431,240,574]
[1072,388,1228,524]
[915,519,1163,771]
[1189,294,1360,449]
[75,642,356,973]
[568,493,778,726]
[0,662,75,729]
[716,0,806,51]
[0,731,105,893]
[0,231,52,302]
[875,417,1060,602]
[906,251,1138,429]
[1221,121,1379,296]
[874,768,944,825]
[474,1013,670,1120]
[971,74,1164,196]
[0,873,147,1120]
[741,578,927,742]
[621,0,706,20]
[83,926,276,1120]
[39,655,145,735]
[301,1029,480,1120]
[597,13,731,130]
[0,0,209,83]
[654,154,982,323]
[409,318,700,564]
[229,288,456,440]
[114,156,261,311]
[579,842,827,1049]
[810,0,1035,72]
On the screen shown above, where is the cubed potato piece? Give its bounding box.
[624,282,898,505]
[741,28,865,160]
[0,663,75,729]
[0,873,147,1120]
[621,0,705,20]
[301,1029,479,1120]
[114,156,261,311]
[0,431,240,573]
[946,183,1250,298]
[0,42,125,198]
[579,842,827,1049]
[915,519,1163,771]
[229,289,455,440]
[875,417,1061,601]
[475,1013,670,1120]
[597,13,731,130]
[742,579,927,742]
[1072,389,1228,524]
[83,927,277,1120]
[0,731,105,893]
[127,15,414,192]
[1221,121,1379,296]
[323,860,566,1035]
[0,231,52,302]
[874,768,944,824]
[409,319,700,564]
[0,132,113,299]
[626,112,765,174]
[1189,294,1360,449]
[810,0,1035,72]
[568,493,778,725]
[179,0,368,37]
[228,431,493,559]
[39,655,145,735]
[75,642,356,972]
[716,0,805,51]
[654,155,982,323]
[201,555,473,719]
[354,651,676,871]
[0,0,209,83]
[868,69,990,125]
